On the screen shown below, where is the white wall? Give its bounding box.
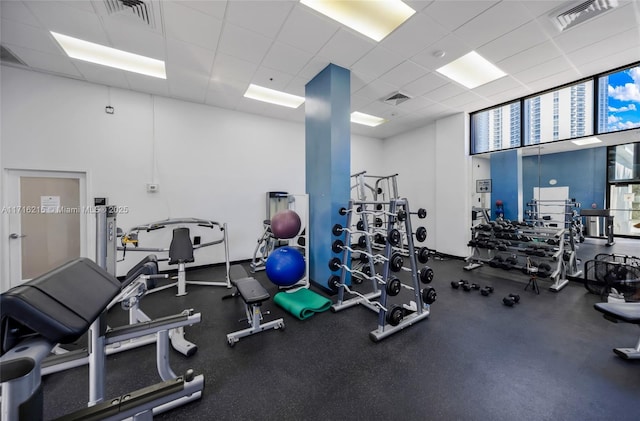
[382,113,471,258]
[0,66,383,283]
[381,124,437,252]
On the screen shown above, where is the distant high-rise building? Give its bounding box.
[598,76,609,133]
[525,82,593,144]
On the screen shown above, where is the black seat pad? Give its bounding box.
[594,302,640,324]
[235,278,270,304]
[1,258,121,345]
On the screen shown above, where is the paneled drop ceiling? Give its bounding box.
[1,0,639,139]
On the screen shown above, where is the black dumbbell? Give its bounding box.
[480,286,494,296]
[502,293,521,307]
[397,208,427,221]
[451,280,468,289]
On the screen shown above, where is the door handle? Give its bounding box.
[9,233,26,239]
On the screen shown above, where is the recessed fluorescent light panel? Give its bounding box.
[351,112,386,127]
[244,84,305,108]
[300,0,415,42]
[571,137,602,146]
[436,51,506,89]
[50,32,166,79]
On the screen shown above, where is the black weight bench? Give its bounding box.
[594,302,640,360]
[0,257,204,420]
[225,265,284,346]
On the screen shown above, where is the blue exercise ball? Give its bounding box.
[266,246,305,287]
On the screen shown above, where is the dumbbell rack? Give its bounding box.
[465,221,577,292]
[525,198,584,244]
[329,197,436,342]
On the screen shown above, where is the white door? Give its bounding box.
[6,169,87,287]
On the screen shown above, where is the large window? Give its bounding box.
[607,142,640,237]
[597,64,640,134]
[470,101,520,154]
[523,81,593,146]
[470,61,639,155]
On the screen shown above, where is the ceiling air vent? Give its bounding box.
[550,0,619,32]
[0,45,27,66]
[383,92,411,106]
[104,0,155,27]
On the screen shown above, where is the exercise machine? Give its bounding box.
[594,302,640,359]
[223,265,285,347]
[0,258,204,420]
[120,217,231,295]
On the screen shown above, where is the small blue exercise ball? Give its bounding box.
[266,246,305,287]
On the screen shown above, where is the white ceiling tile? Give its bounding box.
[60,1,96,13]
[24,1,107,43]
[524,68,583,93]
[379,12,448,59]
[404,0,434,13]
[5,45,82,78]
[423,82,467,103]
[1,19,62,55]
[72,60,131,89]
[354,78,399,102]
[225,0,294,38]
[277,5,339,55]
[358,101,401,119]
[298,58,332,81]
[351,94,373,110]
[317,29,375,69]
[252,66,295,91]
[162,1,222,51]
[218,22,273,64]
[262,42,313,76]
[454,1,534,49]
[497,41,562,75]
[396,96,437,113]
[566,28,640,71]
[552,3,639,53]
[513,56,579,86]
[285,77,309,97]
[0,1,40,26]
[179,0,228,19]
[439,91,484,108]
[352,47,405,81]
[411,33,471,70]
[378,60,428,89]
[102,19,166,60]
[477,20,550,64]
[211,53,258,85]
[168,72,209,103]
[575,50,640,78]
[402,72,449,97]
[473,76,526,98]
[351,72,377,93]
[166,38,215,75]
[124,73,169,96]
[205,79,245,109]
[520,0,568,18]
[423,0,499,31]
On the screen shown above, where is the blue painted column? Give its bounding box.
[490,149,522,221]
[305,64,351,289]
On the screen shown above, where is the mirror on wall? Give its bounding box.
[473,128,640,265]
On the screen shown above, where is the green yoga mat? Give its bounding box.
[273,288,332,320]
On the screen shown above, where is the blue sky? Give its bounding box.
[606,65,640,131]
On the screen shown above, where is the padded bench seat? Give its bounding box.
[594,302,640,324]
[225,265,284,346]
[235,278,270,304]
[1,258,121,350]
[594,302,640,360]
